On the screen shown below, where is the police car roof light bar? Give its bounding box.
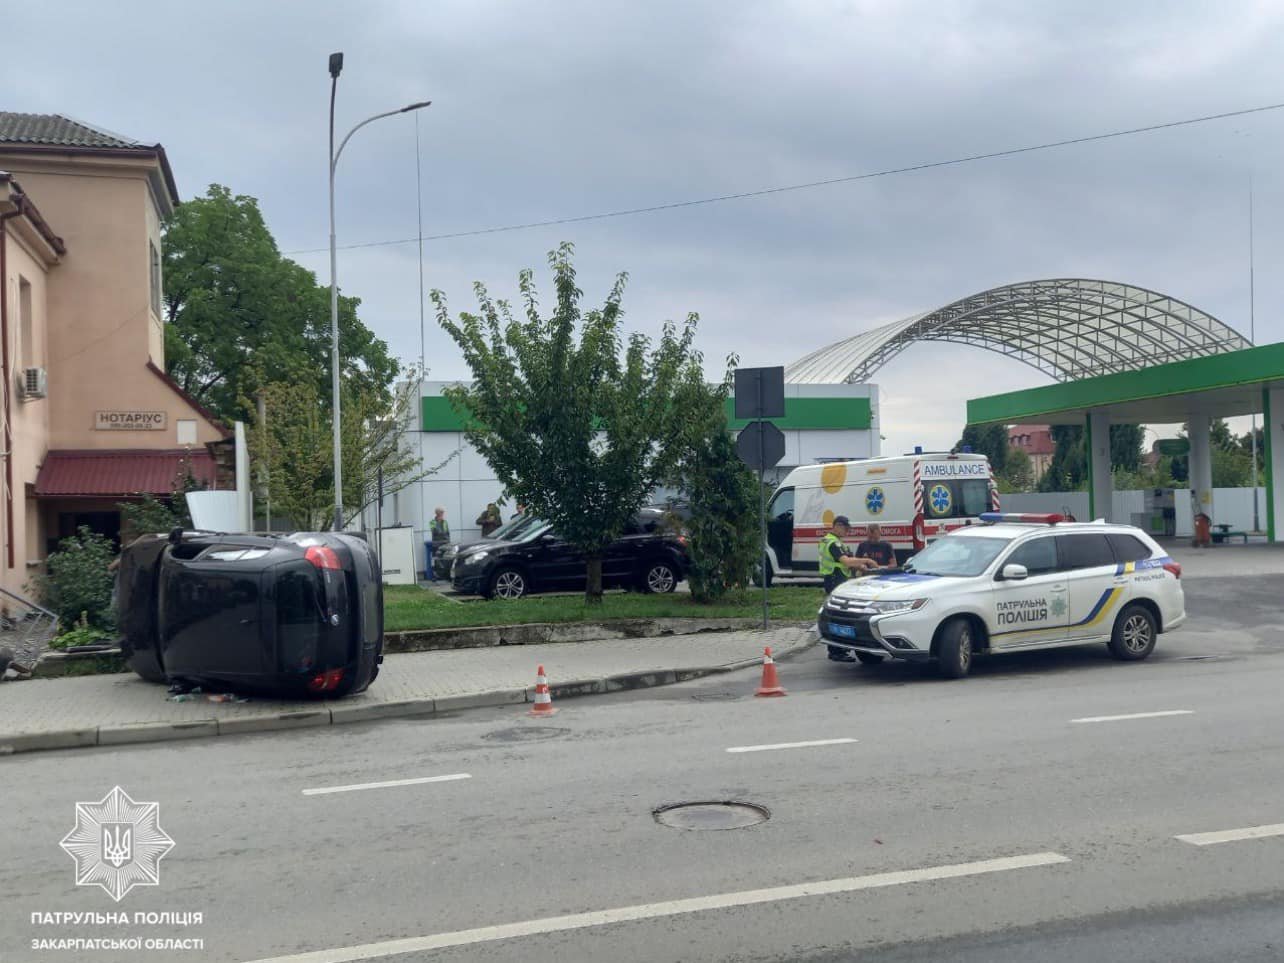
[978,512,1065,525]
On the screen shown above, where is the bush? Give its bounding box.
[39,527,117,631]
[49,612,115,650]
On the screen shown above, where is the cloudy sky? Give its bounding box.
[8,0,1282,454]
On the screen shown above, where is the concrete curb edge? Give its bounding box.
[0,632,817,755]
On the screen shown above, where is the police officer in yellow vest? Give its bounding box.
[819,515,879,594]
[820,515,880,662]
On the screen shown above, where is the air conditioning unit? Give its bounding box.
[19,367,47,400]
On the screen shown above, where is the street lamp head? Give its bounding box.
[400,101,432,113]
[328,52,344,78]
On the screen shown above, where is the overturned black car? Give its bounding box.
[117,530,383,698]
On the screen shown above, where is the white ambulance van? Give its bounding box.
[763,452,998,580]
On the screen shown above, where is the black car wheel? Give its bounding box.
[641,561,678,594]
[936,618,974,680]
[1108,604,1157,661]
[488,567,528,600]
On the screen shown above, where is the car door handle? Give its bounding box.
[1051,584,1066,591]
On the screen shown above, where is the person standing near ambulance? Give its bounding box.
[819,515,879,593]
[819,516,878,662]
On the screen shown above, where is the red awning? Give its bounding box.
[35,449,218,498]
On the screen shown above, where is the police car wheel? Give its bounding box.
[855,652,884,665]
[1109,604,1157,661]
[936,618,974,679]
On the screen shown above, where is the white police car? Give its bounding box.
[818,513,1186,679]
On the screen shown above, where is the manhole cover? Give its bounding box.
[691,692,740,702]
[653,801,770,830]
[482,727,570,743]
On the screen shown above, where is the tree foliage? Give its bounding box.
[957,424,1009,473]
[668,380,759,602]
[163,185,398,423]
[37,528,117,630]
[997,446,1034,493]
[1034,423,1145,492]
[435,243,707,603]
[250,373,441,531]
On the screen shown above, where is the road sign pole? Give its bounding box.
[759,444,768,630]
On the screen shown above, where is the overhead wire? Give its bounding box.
[284,100,1284,256]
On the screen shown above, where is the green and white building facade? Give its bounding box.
[386,381,879,571]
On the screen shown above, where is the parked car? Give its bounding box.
[451,509,689,599]
[432,513,543,580]
[117,530,384,697]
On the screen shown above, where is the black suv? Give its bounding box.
[117,530,383,698]
[451,509,688,599]
[432,514,543,580]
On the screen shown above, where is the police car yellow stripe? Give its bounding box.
[1078,587,1123,628]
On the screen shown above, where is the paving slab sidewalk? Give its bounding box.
[0,626,814,755]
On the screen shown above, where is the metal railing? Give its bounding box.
[0,586,59,670]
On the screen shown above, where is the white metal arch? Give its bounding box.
[786,279,1252,384]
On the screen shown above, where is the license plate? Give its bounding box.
[829,623,857,639]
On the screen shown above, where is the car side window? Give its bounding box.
[1056,533,1115,570]
[1003,537,1058,576]
[1106,533,1151,563]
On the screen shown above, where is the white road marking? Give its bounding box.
[301,774,471,796]
[1069,710,1194,724]
[726,738,858,754]
[241,851,1070,962]
[1175,823,1284,846]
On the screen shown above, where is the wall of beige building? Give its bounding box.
[2,225,53,593]
[2,158,223,452]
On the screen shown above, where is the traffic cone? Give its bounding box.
[529,664,558,716]
[754,647,787,697]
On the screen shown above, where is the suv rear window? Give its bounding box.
[1057,533,1115,570]
[1106,533,1152,563]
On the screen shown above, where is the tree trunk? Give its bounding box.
[585,553,604,605]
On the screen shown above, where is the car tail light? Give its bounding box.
[307,668,346,693]
[305,546,342,570]
[1162,561,1182,579]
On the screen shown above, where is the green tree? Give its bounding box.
[163,185,398,423]
[1039,425,1087,491]
[1110,424,1145,473]
[250,373,443,530]
[668,380,759,602]
[1212,446,1254,488]
[435,243,707,603]
[998,446,1034,492]
[957,424,1009,473]
[37,528,117,630]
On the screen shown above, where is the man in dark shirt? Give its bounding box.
[854,523,896,569]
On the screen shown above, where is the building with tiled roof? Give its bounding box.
[0,111,227,595]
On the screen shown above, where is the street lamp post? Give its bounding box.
[327,51,430,530]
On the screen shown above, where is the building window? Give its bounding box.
[149,241,162,317]
[176,419,197,446]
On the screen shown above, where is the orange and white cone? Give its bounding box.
[754,646,787,698]
[529,664,558,716]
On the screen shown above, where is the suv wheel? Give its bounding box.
[1108,604,1157,661]
[488,568,528,600]
[642,561,677,594]
[936,618,974,679]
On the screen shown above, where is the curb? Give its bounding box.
[0,632,816,756]
[386,617,764,653]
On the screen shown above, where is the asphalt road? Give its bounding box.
[2,575,1283,963]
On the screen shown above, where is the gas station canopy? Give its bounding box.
[967,342,1284,542]
[967,342,1284,427]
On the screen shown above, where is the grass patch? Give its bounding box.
[384,586,825,632]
